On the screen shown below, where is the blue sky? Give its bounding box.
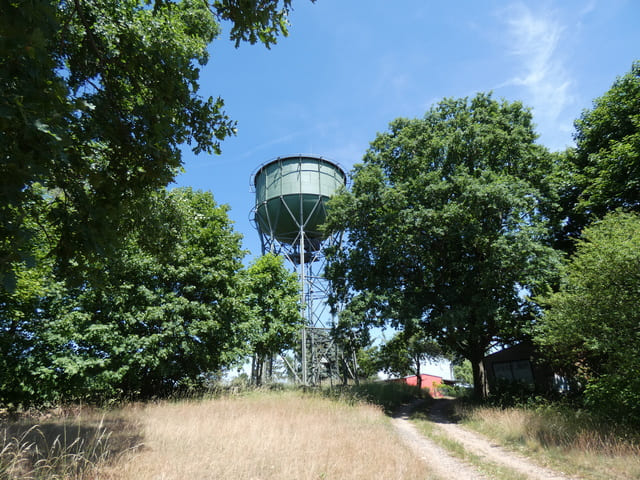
[175,0,640,259]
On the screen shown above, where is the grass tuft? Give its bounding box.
[1,407,143,479]
[456,401,640,479]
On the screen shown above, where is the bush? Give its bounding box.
[487,379,537,408]
[437,383,474,399]
[323,381,429,414]
[583,374,640,425]
[536,211,640,424]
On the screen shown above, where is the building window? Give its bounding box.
[492,359,534,385]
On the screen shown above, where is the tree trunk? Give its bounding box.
[471,354,489,400]
[253,354,264,387]
[415,357,422,390]
[251,354,257,386]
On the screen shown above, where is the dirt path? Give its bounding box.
[393,399,577,480]
[392,402,488,480]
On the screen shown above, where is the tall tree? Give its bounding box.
[574,60,640,215]
[326,93,561,399]
[556,60,640,250]
[246,253,302,385]
[535,211,640,424]
[0,0,307,288]
[0,188,250,405]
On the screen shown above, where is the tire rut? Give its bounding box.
[427,399,576,480]
[392,401,488,480]
[392,399,578,480]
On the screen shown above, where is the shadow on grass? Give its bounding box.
[1,413,143,478]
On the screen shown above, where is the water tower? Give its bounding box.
[251,154,346,385]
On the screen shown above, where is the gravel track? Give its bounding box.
[392,399,578,480]
[392,401,488,480]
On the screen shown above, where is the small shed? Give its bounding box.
[483,340,555,393]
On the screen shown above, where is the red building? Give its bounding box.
[392,374,444,398]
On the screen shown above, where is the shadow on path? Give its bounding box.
[426,397,460,424]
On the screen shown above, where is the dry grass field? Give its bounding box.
[457,403,640,480]
[1,389,434,480]
[7,387,639,480]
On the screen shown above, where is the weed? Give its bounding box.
[456,402,640,479]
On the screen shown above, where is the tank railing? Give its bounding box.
[249,153,347,194]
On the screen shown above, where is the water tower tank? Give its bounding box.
[253,155,346,248]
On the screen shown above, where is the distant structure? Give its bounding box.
[389,374,449,398]
[251,154,346,385]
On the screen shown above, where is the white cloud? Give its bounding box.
[498,3,575,149]
[579,0,597,17]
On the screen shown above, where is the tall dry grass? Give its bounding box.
[457,403,640,480]
[108,389,432,479]
[0,406,142,479]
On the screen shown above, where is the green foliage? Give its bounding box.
[331,291,380,381]
[437,383,474,399]
[325,381,428,414]
[453,360,474,385]
[246,253,302,384]
[582,374,640,424]
[0,0,309,407]
[326,93,561,399]
[246,253,301,356]
[536,211,640,424]
[377,329,443,380]
[214,0,314,48]
[1,0,223,284]
[574,60,640,217]
[556,60,640,251]
[486,379,537,409]
[354,346,382,380]
[0,0,302,288]
[0,188,250,405]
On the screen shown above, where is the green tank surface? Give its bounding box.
[253,155,346,246]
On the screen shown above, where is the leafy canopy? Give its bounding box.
[0,0,307,288]
[556,60,640,250]
[377,329,443,381]
[326,93,561,398]
[574,60,640,216]
[0,188,250,405]
[535,211,640,423]
[0,0,311,407]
